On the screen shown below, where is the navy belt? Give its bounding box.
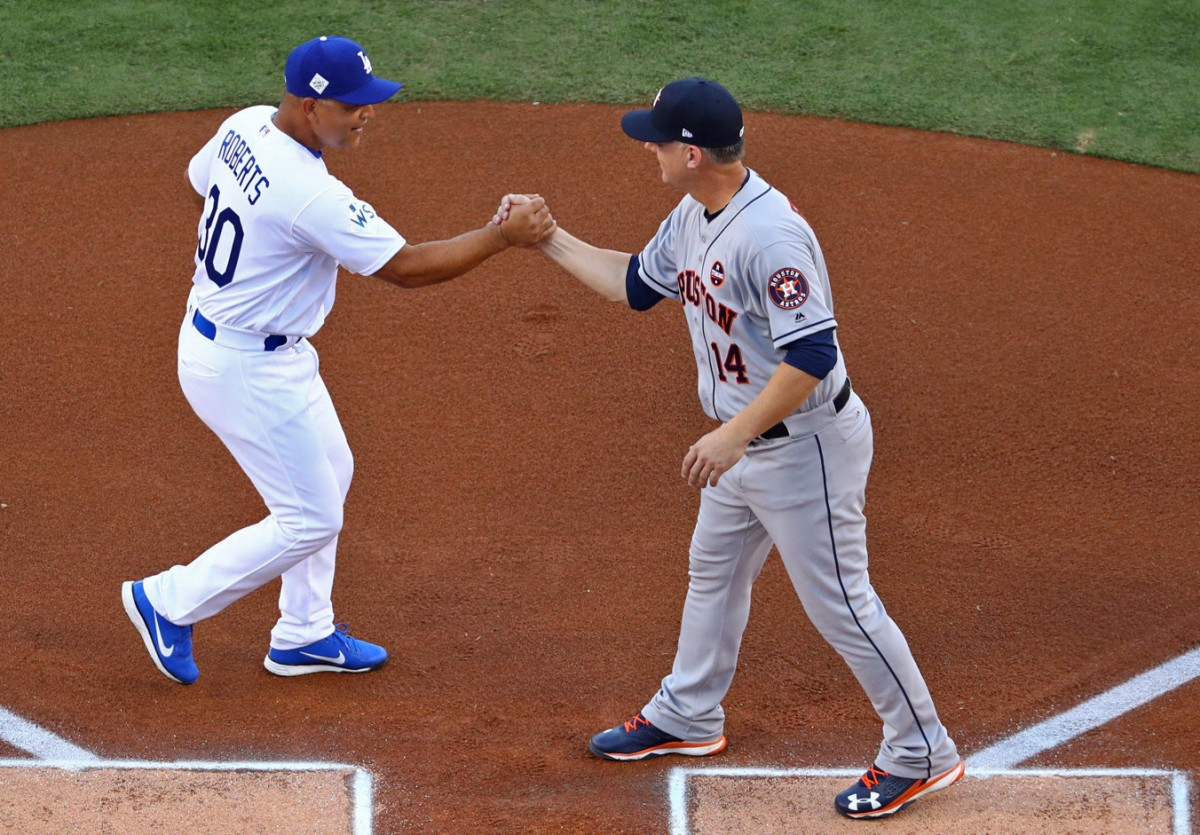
[192,309,292,352]
[758,378,852,441]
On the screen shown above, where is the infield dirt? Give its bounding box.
[1,101,1198,833]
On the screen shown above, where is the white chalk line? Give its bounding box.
[667,644,1200,835]
[0,706,97,761]
[967,644,1200,770]
[0,706,375,835]
[0,757,374,835]
[5,644,1199,835]
[0,758,375,835]
[669,766,1192,835]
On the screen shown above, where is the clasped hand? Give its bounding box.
[492,193,556,246]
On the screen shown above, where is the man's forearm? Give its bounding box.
[538,228,631,302]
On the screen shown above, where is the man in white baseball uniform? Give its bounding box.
[122,36,554,685]
[524,78,963,819]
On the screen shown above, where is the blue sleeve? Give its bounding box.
[626,255,666,311]
[782,328,837,378]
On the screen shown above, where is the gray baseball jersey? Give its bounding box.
[636,168,848,431]
[632,168,959,780]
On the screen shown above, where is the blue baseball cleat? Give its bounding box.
[263,623,387,676]
[835,760,965,819]
[121,580,198,685]
[588,713,727,761]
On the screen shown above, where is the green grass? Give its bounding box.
[3,0,1199,172]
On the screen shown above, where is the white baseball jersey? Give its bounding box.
[636,168,847,425]
[186,105,405,337]
[146,104,408,651]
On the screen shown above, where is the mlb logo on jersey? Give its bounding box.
[768,267,810,310]
[709,261,726,287]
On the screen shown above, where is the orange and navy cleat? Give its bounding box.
[588,713,727,761]
[835,760,965,819]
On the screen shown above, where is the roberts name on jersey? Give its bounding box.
[216,128,271,205]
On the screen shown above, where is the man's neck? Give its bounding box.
[690,163,748,214]
[272,98,322,153]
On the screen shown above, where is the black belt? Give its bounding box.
[758,378,851,441]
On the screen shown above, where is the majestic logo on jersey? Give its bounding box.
[309,73,330,95]
[709,261,725,287]
[768,267,810,310]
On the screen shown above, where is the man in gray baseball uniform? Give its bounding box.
[121,36,554,687]
[526,77,963,819]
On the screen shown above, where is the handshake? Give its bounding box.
[490,193,556,248]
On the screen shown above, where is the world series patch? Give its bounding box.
[710,260,725,287]
[768,267,809,310]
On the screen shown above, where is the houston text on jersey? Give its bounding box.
[678,269,738,335]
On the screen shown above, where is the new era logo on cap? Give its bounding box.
[621,77,743,148]
[284,36,403,105]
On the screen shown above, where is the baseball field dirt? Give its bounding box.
[1,100,1197,833]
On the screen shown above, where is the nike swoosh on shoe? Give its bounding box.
[299,651,345,664]
[154,613,175,657]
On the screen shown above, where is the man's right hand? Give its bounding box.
[499,195,556,246]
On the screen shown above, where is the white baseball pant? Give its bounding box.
[141,310,352,650]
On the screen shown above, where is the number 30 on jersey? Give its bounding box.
[198,184,245,287]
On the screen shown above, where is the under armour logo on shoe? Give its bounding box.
[845,791,882,811]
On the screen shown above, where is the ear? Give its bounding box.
[685,145,704,169]
[301,97,321,120]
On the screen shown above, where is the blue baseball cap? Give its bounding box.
[284,36,402,105]
[621,77,744,147]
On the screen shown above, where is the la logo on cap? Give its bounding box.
[284,35,403,105]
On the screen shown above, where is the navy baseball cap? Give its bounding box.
[284,36,402,105]
[621,77,744,147]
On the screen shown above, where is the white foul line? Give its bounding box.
[0,706,97,761]
[354,768,375,835]
[967,644,1200,770]
[1177,772,1193,835]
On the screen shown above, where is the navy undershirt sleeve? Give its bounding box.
[782,328,838,378]
[626,255,666,311]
